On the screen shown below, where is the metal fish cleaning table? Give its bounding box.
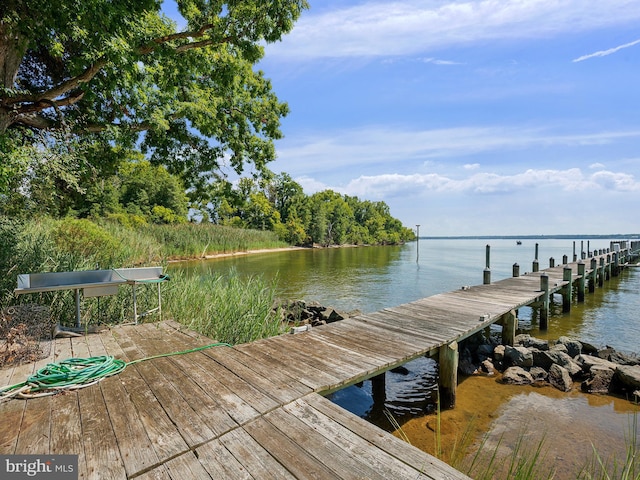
[14,267,169,327]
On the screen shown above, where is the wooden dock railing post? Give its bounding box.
[562,266,572,312]
[540,273,549,330]
[549,257,555,268]
[613,252,620,277]
[532,243,539,272]
[598,257,605,287]
[578,261,586,302]
[483,244,491,285]
[573,241,577,262]
[589,258,597,292]
[439,341,458,409]
[512,263,520,277]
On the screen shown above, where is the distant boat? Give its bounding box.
[516,240,522,245]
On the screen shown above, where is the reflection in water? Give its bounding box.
[327,356,439,427]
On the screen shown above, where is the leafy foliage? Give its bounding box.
[1,0,308,194]
[199,174,415,246]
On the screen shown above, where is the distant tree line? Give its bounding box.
[0,150,414,246]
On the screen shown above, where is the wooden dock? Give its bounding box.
[1,244,636,479]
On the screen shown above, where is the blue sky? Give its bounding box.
[167,1,640,236]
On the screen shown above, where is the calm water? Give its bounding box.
[175,238,640,477]
[178,238,639,352]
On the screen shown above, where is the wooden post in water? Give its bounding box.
[581,241,585,260]
[598,257,605,287]
[371,373,386,415]
[562,265,572,312]
[512,263,520,277]
[483,244,491,285]
[501,310,517,346]
[606,254,611,280]
[549,257,555,268]
[563,254,568,264]
[573,241,577,262]
[540,273,549,330]
[613,252,620,277]
[439,341,458,409]
[589,258,597,292]
[533,243,539,272]
[578,261,586,302]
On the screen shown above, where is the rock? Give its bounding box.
[493,345,505,362]
[459,360,478,376]
[549,364,573,392]
[614,365,640,390]
[501,366,534,385]
[477,344,494,360]
[532,350,580,376]
[576,354,619,373]
[480,359,496,375]
[581,366,614,394]
[515,334,549,351]
[505,345,533,367]
[607,351,640,366]
[550,343,568,354]
[556,336,582,357]
[580,341,599,355]
[530,366,548,382]
[319,307,346,323]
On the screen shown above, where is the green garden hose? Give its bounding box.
[0,342,231,401]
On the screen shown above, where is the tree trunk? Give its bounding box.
[0,22,28,132]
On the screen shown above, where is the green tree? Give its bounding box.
[0,0,308,195]
[117,161,188,223]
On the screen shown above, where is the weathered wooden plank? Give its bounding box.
[77,378,126,480]
[99,328,190,462]
[264,405,402,480]
[217,427,296,480]
[317,320,432,359]
[283,397,439,480]
[84,332,161,477]
[304,394,470,480]
[195,438,253,480]
[244,415,341,480]
[236,339,342,390]
[115,326,217,447]
[202,346,311,406]
[164,451,213,480]
[133,465,173,480]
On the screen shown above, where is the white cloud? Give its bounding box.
[275,125,640,174]
[589,162,606,169]
[573,38,640,62]
[268,0,640,60]
[312,167,640,200]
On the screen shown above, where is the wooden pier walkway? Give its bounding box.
[1,244,636,479]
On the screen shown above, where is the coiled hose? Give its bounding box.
[0,342,231,401]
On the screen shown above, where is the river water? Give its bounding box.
[177,238,639,478]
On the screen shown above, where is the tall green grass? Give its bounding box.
[163,268,284,344]
[0,217,289,336]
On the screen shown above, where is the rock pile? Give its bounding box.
[273,299,361,328]
[461,333,640,401]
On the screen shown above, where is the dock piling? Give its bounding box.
[540,273,549,330]
[439,341,459,409]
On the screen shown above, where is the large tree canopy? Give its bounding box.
[0,0,308,193]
